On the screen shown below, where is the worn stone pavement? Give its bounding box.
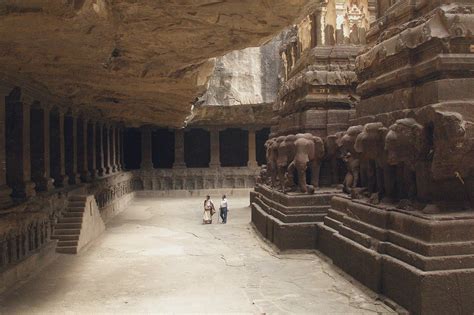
[0,195,395,314]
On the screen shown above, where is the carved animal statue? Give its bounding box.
[339,125,363,191]
[325,132,345,185]
[288,133,325,193]
[354,122,389,203]
[265,138,279,188]
[276,135,291,191]
[385,118,429,200]
[342,152,360,194]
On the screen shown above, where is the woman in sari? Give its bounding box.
[203,195,215,224]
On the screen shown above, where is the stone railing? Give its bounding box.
[138,167,260,191]
[88,172,139,209]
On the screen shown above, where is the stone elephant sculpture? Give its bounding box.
[339,125,363,192]
[273,135,298,192]
[266,138,280,188]
[354,122,390,203]
[385,118,430,201]
[287,133,325,193]
[325,132,345,186]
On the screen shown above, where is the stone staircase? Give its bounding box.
[52,195,87,254]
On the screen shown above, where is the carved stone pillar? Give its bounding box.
[173,129,186,169]
[65,114,80,185]
[5,91,36,199]
[104,124,111,174]
[0,87,13,207]
[78,117,91,182]
[209,127,220,168]
[87,121,98,178]
[120,128,125,170]
[50,109,68,187]
[31,104,54,191]
[116,127,122,171]
[96,122,106,177]
[110,125,117,173]
[140,126,153,169]
[247,128,258,168]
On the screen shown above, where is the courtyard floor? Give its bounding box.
[0,195,394,314]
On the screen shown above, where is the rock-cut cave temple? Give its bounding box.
[0,0,473,314]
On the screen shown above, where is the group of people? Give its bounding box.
[203,195,229,224]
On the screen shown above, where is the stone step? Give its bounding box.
[55,223,82,229]
[67,207,85,213]
[58,217,83,224]
[51,234,79,241]
[58,240,78,247]
[68,201,85,208]
[63,212,84,218]
[56,246,78,254]
[69,195,87,202]
[53,228,81,236]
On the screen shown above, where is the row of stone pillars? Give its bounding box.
[0,86,125,207]
[140,127,258,169]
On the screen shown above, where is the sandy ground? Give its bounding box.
[0,195,394,314]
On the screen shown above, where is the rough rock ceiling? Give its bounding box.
[0,0,312,127]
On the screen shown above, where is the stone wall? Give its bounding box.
[137,167,259,191]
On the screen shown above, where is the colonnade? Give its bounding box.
[0,85,125,208]
[139,127,259,169]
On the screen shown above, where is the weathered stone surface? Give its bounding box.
[0,0,313,127]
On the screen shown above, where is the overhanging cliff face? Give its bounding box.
[0,0,312,127]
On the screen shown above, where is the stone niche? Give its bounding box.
[315,1,474,314]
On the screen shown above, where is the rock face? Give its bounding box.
[199,32,288,106]
[0,0,312,127]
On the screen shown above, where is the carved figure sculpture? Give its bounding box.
[354,122,389,203]
[288,133,325,193]
[385,118,429,200]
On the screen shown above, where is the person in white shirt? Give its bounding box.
[219,195,229,224]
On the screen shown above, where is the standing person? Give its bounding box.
[203,195,215,224]
[219,195,228,224]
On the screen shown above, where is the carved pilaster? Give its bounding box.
[209,127,220,168]
[247,128,258,168]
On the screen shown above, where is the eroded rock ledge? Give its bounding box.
[0,0,313,127]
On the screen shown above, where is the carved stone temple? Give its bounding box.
[0,0,473,314]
